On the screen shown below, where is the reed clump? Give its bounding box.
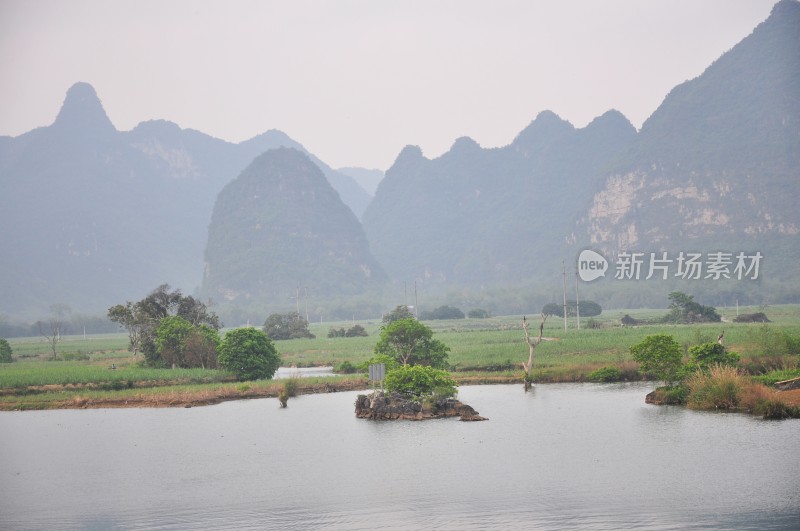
[278,376,300,408]
[686,364,797,418]
[686,364,746,410]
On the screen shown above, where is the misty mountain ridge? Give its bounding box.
[364,0,799,309]
[0,83,371,320]
[2,0,798,322]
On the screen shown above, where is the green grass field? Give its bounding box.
[2,305,798,400]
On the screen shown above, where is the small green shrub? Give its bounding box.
[334,360,358,374]
[687,343,739,372]
[661,385,689,404]
[630,334,683,386]
[0,338,13,363]
[384,365,457,399]
[587,366,622,382]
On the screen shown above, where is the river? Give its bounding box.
[1,383,798,530]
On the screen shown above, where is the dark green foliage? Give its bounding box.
[620,314,640,326]
[374,318,449,369]
[108,302,147,355]
[345,324,368,337]
[0,338,12,363]
[587,366,622,382]
[383,365,457,399]
[263,312,315,340]
[218,327,280,381]
[650,385,689,405]
[733,312,770,323]
[467,309,490,319]
[328,324,368,338]
[334,361,358,374]
[542,303,562,316]
[662,292,721,324]
[631,334,683,386]
[328,327,346,338]
[112,284,220,367]
[382,305,414,325]
[687,343,740,372]
[154,316,220,369]
[578,301,602,317]
[419,305,465,320]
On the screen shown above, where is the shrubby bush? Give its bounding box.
[263,312,315,340]
[661,291,720,323]
[382,305,414,325]
[686,343,739,373]
[587,366,622,382]
[384,365,457,400]
[0,338,13,363]
[327,324,368,338]
[630,334,683,386]
[218,327,280,381]
[733,312,770,323]
[374,318,449,369]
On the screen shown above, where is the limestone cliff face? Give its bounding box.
[582,1,800,257]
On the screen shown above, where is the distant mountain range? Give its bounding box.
[1,0,798,322]
[0,83,370,320]
[363,0,800,310]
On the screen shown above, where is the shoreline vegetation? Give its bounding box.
[2,305,799,415]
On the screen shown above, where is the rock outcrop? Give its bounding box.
[354,391,487,421]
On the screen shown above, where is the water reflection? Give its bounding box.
[273,366,335,379]
[1,383,798,530]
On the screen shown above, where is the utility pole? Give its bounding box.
[414,280,418,318]
[575,269,581,330]
[562,261,568,331]
[304,286,309,323]
[295,286,300,314]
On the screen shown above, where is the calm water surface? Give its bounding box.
[1,383,798,530]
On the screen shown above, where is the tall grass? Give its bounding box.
[686,365,745,410]
[685,364,797,418]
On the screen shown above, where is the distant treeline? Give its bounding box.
[0,315,118,339]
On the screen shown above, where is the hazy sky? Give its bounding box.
[0,0,777,170]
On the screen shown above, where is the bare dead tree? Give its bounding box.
[522,313,549,391]
[37,306,69,360]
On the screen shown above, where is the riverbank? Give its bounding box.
[2,371,799,411]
